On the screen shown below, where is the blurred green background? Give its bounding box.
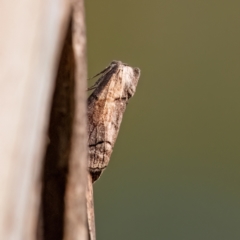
[85,0,240,239]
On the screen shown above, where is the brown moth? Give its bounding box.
[87,60,140,182]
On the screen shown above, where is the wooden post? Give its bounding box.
[0,0,90,239]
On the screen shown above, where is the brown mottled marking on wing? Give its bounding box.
[87,61,140,182]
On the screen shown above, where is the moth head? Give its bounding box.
[126,67,141,98]
[133,67,141,79]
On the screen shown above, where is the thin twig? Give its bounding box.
[86,173,96,240]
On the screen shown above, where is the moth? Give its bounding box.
[87,60,140,182]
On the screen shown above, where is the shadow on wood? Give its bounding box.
[41,19,75,240]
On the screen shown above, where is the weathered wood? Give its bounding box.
[64,0,88,239]
[86,172,96,240]
[0,1,70,239]
[41,1,89,239]
[41,19,76,240]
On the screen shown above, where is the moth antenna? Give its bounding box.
[87,61,119,90]
[87,69,106,81]
[87,85,97,91]
[87,61,116,81]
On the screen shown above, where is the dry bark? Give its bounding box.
[41,20,76,240]
[64,0,88,239]
[41,1,88,240]
[86,172,96,240]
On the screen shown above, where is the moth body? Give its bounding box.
[87,61,140,182]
